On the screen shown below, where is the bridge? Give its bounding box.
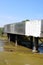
[4,20,43,53]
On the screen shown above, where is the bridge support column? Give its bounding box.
[30,36,33,49]
[7,34,10,42]
[8,35,10,43]
[15,35,17,46]
[32,37,39,53]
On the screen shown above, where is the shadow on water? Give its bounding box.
[18,40,43,54]
[39,43,43,53]
[17,35,43,54]
[18,40,31,48]
[17,35,32,49]
[0,38,43,54]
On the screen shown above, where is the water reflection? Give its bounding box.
[0,40,4,52]
[39,43,43,53]
[18,40,43,53]
[0,47,4,51]
[0,40,43,53]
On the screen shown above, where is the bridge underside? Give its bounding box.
[7,33,39,53]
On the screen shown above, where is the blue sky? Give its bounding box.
[0,0,43,27]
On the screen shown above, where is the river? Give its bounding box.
[0,40,43,53]
[0,40,4,51]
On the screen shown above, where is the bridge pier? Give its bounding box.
[7,34,11,42]
[7,34,18,46]
[7,34,39,53]
[8,35,10,43]
[32,37,39,53]
[30,36,33,49]
[15,35,18,46]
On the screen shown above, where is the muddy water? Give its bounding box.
[0,40,4,51]
[39,44,43,53]
[0,40,43,53]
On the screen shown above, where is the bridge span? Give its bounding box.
[4,20,43,53]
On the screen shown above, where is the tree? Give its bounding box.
[22,19,29,22]
[0,27,4,36]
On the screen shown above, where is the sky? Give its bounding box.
[0,0,43,27]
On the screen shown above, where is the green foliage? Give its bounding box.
[0,27,3,36]
[22,19,30,22]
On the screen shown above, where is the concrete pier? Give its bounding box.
[7,34,39,53]
[15,35,18,46]
[7,34,10,42]
[30,36,33,49]
[32,37,39,53]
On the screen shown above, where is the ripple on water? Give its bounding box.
[0,47,4,52]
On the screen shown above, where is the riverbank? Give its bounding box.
[0,49,43,65]
[0,35,8,41]
[0,36,43,65]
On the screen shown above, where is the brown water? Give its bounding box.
[0,40,4,51]
[0,40,43,65]
[0,39,43,54]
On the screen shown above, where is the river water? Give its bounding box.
[38,44,43,53]
[0,40,43,53]
[0,40,4,51]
